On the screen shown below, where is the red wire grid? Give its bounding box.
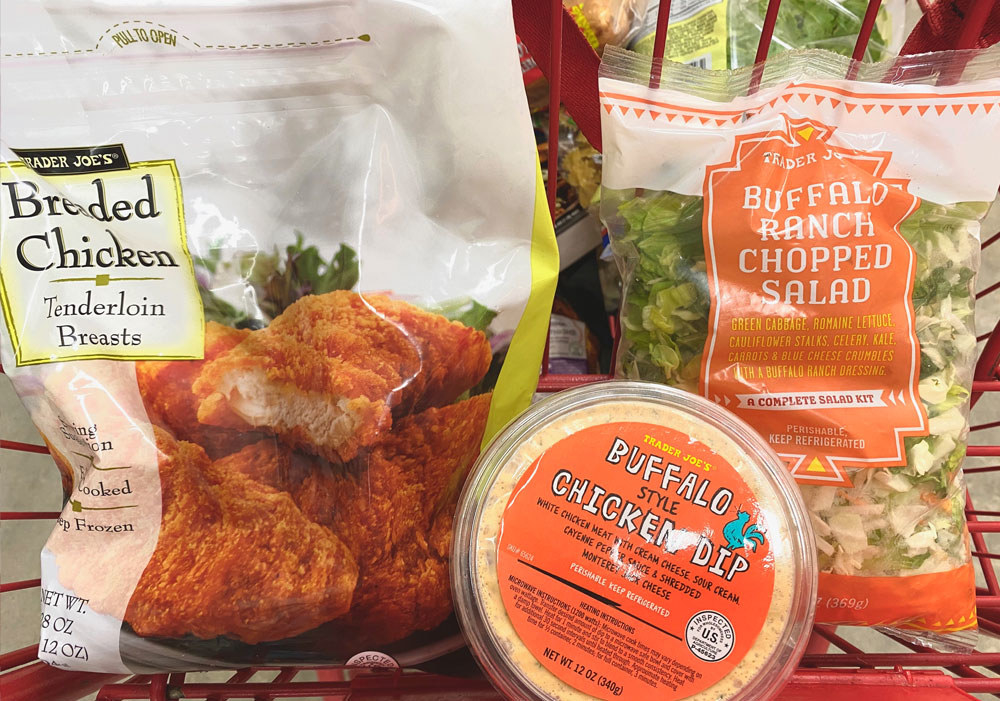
[2,0,1000,698]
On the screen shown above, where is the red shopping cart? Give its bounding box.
[2,0,999,699]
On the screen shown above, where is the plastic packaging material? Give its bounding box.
[630,0,905,69]
[566,0,651,55]
[561,125,603,213]
[902,0,1000,54]
[454,381,817,700]
[630,0,732,68]
[535,112,605,270]
[599,46,1000,649]
[727,0,905,66]
[547,298,601,375]
[0,0,558,674]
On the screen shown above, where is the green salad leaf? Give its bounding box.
[728,0,893,67]
[197,241,496,335]
[197,239,361,326]
[427,298,499,334]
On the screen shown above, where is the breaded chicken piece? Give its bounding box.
[125,429,358,644]
[136,322,260,458]
[335,396,490,647]
[193,291,492,462]
[216,394,492,646]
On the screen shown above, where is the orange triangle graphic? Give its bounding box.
[781,94,793,102]
[985,103,996,113]
[935,104,947,115]
[845,103,857,113]
[603,103,613,114]
[682,114,693,123]
[714,119,727,127]
[952,104,963,114]
[969,104,980,114]
[899,105,912,115]
[917,105,930,115]
[634,108,646,118]
[769,98,779,107]
[862,104,876,113]
[617,105,629,115]
[650,111,660,120]
[830,99,841,108]
[816,96,827,106]
[880,104,893,113]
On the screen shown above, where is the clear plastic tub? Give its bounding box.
[453,380,817,700]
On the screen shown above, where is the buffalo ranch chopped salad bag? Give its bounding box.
[599,46,1000,647]
[0,0,557,673]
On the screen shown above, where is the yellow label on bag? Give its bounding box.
[0,154,203,366]
[633,0,728,70]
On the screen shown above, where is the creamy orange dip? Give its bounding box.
[471,399,800,700]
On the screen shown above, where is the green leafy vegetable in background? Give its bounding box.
[196,240,497,334]
[728,0,893,67]
[249,234,361,320]
[196,238,360,327]
[198,286,247,329]
[428,298,499,334]
[608,188,986,578]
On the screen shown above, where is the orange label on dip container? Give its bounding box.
[701,115,928,487]
[496,422,775,700]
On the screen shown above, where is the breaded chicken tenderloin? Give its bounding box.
[195,291,491,462]
[136,322,261,458]
[125,429,358,643]
[214,393,491,646]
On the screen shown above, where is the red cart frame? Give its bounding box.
[2,0,999,698]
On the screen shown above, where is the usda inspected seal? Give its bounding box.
[686,611,735,662]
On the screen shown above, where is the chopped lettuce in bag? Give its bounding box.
[630,0,905,68]
[728,0,905,65]
[599,46,1000,648]
[0,0,557,673]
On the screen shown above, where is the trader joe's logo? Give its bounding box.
[700,115,928,486]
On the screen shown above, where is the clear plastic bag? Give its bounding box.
[629,0,906,69]
[599,45,1000,649]
[566,0,651,53]
[727,0,906,65]
[0,0,557,673]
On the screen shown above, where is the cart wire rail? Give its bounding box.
[2,0,1000,698]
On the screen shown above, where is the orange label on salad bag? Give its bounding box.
[496,422,775,700]
[817,564,977,632]
[701,115,929,487]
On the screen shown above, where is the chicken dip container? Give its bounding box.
[453,382,816,700]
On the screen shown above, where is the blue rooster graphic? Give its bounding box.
[722,509,765,552]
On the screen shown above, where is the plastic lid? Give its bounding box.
[452,381,816,700]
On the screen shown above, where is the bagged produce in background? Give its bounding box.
[727,0,906,65]
[566,0,650,54]
[630,0,905,69]
[0,0,557,673]
[600,45,1000,648]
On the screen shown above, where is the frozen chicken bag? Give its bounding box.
[0,0,557,672]
[600,46,1000,648]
